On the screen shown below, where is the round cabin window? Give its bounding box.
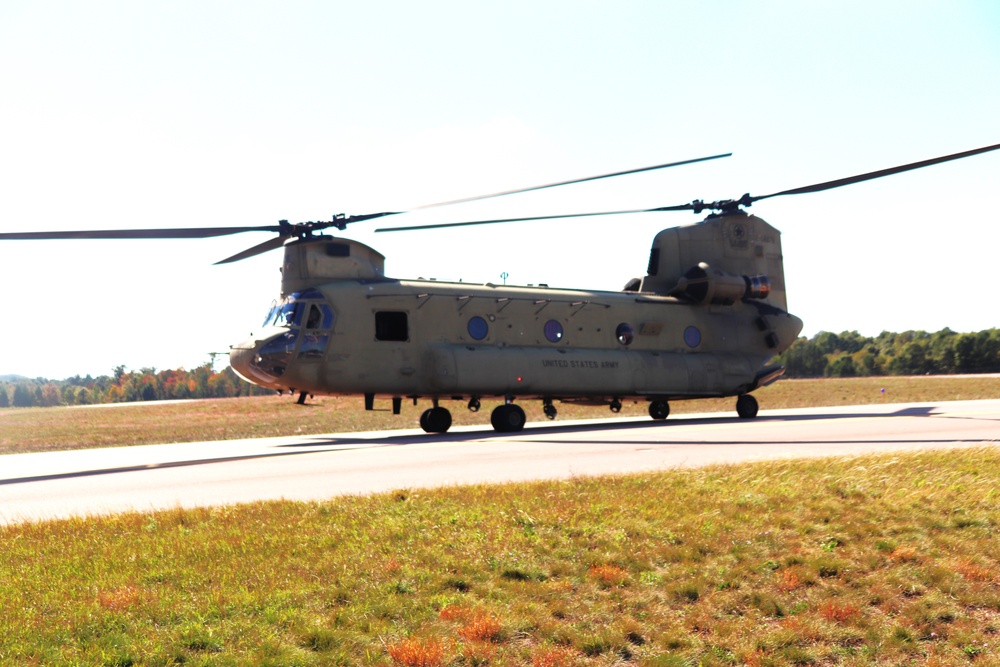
[616,323,635,346]
[543,320,563,343]
[468,316,489,341]
[684,326,702,348]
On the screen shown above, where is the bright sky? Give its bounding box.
[1,1,998,380]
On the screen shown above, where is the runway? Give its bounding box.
[1,399,997,525]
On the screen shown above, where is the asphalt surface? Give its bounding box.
[1,399,997,525]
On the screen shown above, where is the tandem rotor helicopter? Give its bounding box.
[3,143,998,433]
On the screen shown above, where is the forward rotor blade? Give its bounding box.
[0,226,282,240]
[410,152,732,210]
[214,236,291,265]
[752,142,1000,203]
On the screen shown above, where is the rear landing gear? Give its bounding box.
[420,406,452,433]
[736,394,759,419]
[648,400,670,420]
[491,403,526,432]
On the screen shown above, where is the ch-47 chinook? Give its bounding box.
[3,143,998,433]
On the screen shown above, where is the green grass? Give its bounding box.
[2,377,999,664]
[3,449,1000,665]
[1,375,998,454]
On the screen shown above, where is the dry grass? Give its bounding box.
[387,637,446,667]
[1,375,997,454]
[2,448,1000,665]
[1,376,998,664]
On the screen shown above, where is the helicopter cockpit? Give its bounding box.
[246,289,335,382]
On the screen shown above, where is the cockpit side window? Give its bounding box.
[295,301,334,360]
[306,305,321,329]
[305,303,334,330]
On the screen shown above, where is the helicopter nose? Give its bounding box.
[229,329,298,387]
[228,341,258,385]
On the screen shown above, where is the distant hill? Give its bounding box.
[0,374,29,382]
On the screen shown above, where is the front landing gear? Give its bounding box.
[736,394,759,419]
[419,406,452,433]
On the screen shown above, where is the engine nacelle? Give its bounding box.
[671,263,771,305]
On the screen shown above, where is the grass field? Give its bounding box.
[2,377,998,665]
[1,375,998,454]
[2,448,999,665]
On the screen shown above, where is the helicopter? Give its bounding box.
[2,143,998,433]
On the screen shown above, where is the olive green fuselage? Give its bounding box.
[232,277,801,402]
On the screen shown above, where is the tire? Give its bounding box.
[491,404,526,432]
[648,400,670,420]
[421,407,452,433]
[736,394,759,419]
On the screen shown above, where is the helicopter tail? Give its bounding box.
[639,212,790,313]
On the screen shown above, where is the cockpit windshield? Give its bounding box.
[262,290,331,329]
[273,301,302,327]
[261,300,278,328]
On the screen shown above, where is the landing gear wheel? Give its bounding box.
[610,399,622,413]
[491,404,526,432]
[736,394,759,419]
[648,400,670,420]
[420,407,453,433]
[467,397,481,412]
[543,402,557,420]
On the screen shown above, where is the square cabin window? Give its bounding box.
[375,311,408,341]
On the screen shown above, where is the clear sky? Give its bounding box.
[1,1,998,380]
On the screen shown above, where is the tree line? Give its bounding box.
[1,328,997,407]
[0,364,272,408]
[774,328,1000,378]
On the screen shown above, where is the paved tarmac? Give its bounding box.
[1,399,997,525]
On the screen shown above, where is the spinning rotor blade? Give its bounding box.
[376,203,695,232]
[410,152,732,209]
[378,141,1000,231]
[0,225,283,240]
[749,141,1000,204]
[214,236,290,264]
[0,152,732,259]
[0,223,296,265]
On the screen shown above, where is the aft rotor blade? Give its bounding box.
[0,226,283,240]
[410,152,732,210]
[375,203,697,232]
[752,142,1000,203]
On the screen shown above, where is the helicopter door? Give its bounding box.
[297,302,335,360]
